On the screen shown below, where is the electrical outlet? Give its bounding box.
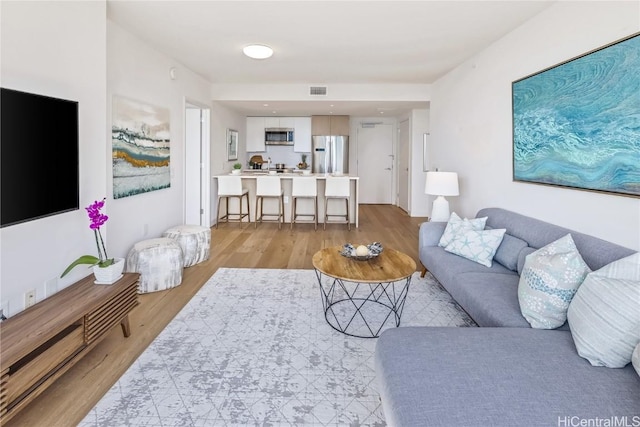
[25,290,36,308]
[143,223,149,236]
[284,196,289,204]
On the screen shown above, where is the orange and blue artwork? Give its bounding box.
[112,95,170,199]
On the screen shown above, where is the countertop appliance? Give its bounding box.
[265,128,294,145]
[312,135,349,174]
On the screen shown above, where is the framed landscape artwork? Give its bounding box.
[227,129,238,161]
[512,33,640,198]
[112,96,171,199]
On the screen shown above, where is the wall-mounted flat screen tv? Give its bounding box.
[1,88,79,228]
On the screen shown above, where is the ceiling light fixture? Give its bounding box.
[243,44,273,59]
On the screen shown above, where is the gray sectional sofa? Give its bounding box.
[375,208,640,426]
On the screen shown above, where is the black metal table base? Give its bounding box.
[314,270,412,338]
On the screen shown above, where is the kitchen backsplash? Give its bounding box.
[247,145,311,169]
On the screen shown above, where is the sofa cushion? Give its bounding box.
[633,343,640,378]
[494,233,529,271]
[568,253,640,368]
[375,327,640,427]
[518,234,591,329]
[438,212,487,248]
[444,228,506,267]
[420,246,514,290]
[452,271,529,327]
[517,246,537,275]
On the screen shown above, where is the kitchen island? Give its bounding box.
[213,172,360,227]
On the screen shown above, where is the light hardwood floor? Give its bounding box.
[6,205,426,427]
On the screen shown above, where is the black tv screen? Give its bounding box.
[1,88,79,228]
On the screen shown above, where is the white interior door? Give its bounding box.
[357,124,393,204]
[398,119,410,212]
[185,104,210,226]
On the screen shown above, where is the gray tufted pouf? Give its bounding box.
[162,224,211,267]
[126,237,183,293]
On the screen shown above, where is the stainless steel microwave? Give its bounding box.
[265,128,294,145]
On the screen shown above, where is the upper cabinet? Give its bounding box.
[246,117,266,152]
[264,117,294,128]
[311,115,350,136]
[293,117,311,152]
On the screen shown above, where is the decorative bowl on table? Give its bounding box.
[340,242,383,261]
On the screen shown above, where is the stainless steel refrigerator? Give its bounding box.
[312,136,349,174]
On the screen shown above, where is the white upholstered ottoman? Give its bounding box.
[162,225,210,267]
[126,237,183,293]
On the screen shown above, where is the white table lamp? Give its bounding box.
[425,171,459,222]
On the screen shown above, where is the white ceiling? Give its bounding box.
[107,0,554,116]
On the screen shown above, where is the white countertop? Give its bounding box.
[218,172,358,179]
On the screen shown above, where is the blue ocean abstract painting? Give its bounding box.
[112,96,171,199]
[513,34,640,197]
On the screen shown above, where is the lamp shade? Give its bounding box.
[425,171,459,196]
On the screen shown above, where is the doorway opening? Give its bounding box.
[185,101,211,226]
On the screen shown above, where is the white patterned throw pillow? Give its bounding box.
[567,252,640,368]
[633,343,640,378]
[438,212,487,248]
[444,228,506,268]
[518,234,591,329]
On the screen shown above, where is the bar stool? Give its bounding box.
[216,175,250,228]
[255,176,284,229]
[324,176,351,231]
[291,176,318,230]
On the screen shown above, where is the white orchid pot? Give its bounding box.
[93,258,125,284]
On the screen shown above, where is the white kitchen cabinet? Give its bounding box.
[265,117,295,128]
[246,117,266,152]
[247,116,310,152]
[264,117,279,128]
[294,117,312,152]
[278,117,295,128]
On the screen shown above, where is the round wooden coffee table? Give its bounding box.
[312,246,416,338]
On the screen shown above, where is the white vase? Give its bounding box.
[93,258,125,284]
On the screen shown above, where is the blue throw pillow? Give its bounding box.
[518,234,590,329]
[494,233,529,272]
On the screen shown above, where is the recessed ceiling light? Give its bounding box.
[243,44,273,59]
[263,104,269,107]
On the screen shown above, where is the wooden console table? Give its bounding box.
[0,273,139,423]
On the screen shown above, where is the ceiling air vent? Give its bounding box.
[361,121,383,128]
[309,86,328,96]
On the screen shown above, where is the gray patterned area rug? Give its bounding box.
[81,268,476,427]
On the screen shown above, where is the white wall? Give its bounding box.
[209,101,247,225]
[430,1,640,250]
[107,21,213,258]
[410,109,430,217]
[0,1,107,315]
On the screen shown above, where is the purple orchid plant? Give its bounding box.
[61,198,115,277]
